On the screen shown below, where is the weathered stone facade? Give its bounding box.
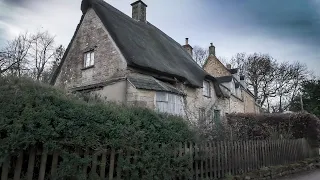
[55,9,127,89]
[126,83,156,109]
[204,55,231,77]
[243,90,259,113]
[203,53,260,114]
[54,2,260,127]
[181,81,220,123]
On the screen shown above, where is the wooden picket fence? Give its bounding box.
[0,138,317,180]
[189,138,317,179]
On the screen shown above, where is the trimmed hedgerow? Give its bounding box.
[227,113,320,147]
[0,77,195,179]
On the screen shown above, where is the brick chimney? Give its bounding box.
[131,0,147,22]
[209,43,215,56]
[182,38,193,57]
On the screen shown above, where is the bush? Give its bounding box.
[226,113,320,147]
[0,77,195,179]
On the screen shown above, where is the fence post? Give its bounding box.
[13,151,23,180]
[27,148,36,180]
[50,151,59,179]
[1,156,10,180]
[209,142,213,178]
[99,151,107,179]
[200,144,204,179]
[109,148,116,180]
[236,141,240,175]
[231,141,235,175]
[213,142,217,179]
[38,150,48,180]
[189,142,194,180]
[195,143,199,180]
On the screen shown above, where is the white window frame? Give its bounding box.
[203,80,211,97]
[155,92,184,116]
[84,51,94,68]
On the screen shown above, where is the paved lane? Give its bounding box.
[278,170,320,180]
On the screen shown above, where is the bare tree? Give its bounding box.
[271,62,309,112]
[52,45,65,72]
[231,52,310,111]
[217,56,228,65]
[231,53,279,107]
[0,32,31,76]
[42,45,65,83]
[29,31,56,81]
[193,46,209,67]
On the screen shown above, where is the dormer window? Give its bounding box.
[84,51,94,68]
[203,80,210,97]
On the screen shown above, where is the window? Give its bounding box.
[84,51,94,68]
[203,80,210,97]
[156,92,184,116]
[213,110,221,124]
[199,108,206,125]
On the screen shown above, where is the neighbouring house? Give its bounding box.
[51,0,259,125]
[203,50,261,114]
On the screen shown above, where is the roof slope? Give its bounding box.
[79,0,207,87]
[128,74,184,95]
[216,76,233,83]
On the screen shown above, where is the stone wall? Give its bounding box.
[55,8,127,89]
[204,55,231,77]
[229,94,245,113]
[89,80,127,103]
[243,90,258,113]
[180,81,221,124]
[126,82,156,109]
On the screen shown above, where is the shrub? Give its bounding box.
[0,77,195,179]
[226,113,320,147]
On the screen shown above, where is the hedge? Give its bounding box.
[227,112,320,147]
[0,77,195,179]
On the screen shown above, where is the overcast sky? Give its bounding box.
[0,0,319,76]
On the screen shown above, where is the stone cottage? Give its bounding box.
[51,0,259,125]
[203,50,261,114]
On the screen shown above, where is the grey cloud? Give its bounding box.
[2,0,26,7]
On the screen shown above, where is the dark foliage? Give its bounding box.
[227,113,320,147]
[0,77,195,179]
[290,80,320,117]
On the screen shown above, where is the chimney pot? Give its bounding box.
[209,43,215,56]
[185,38,189,45]
[131,0,147,22]
[182,38,193,57]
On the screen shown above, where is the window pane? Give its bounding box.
[203,81,210,96]
[155,92,184,116]
[83,55,87,67]
[199,108,206,124]
[156,101,168,113]
[90,52,94,66]
[86,53,91,67]
[214,110,221,124]
[156,92,167,102]
[84,51,94,67]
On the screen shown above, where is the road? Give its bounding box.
[278,170,320,180]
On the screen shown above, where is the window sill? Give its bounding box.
[203,95,211,98]
[81,65,94,70]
